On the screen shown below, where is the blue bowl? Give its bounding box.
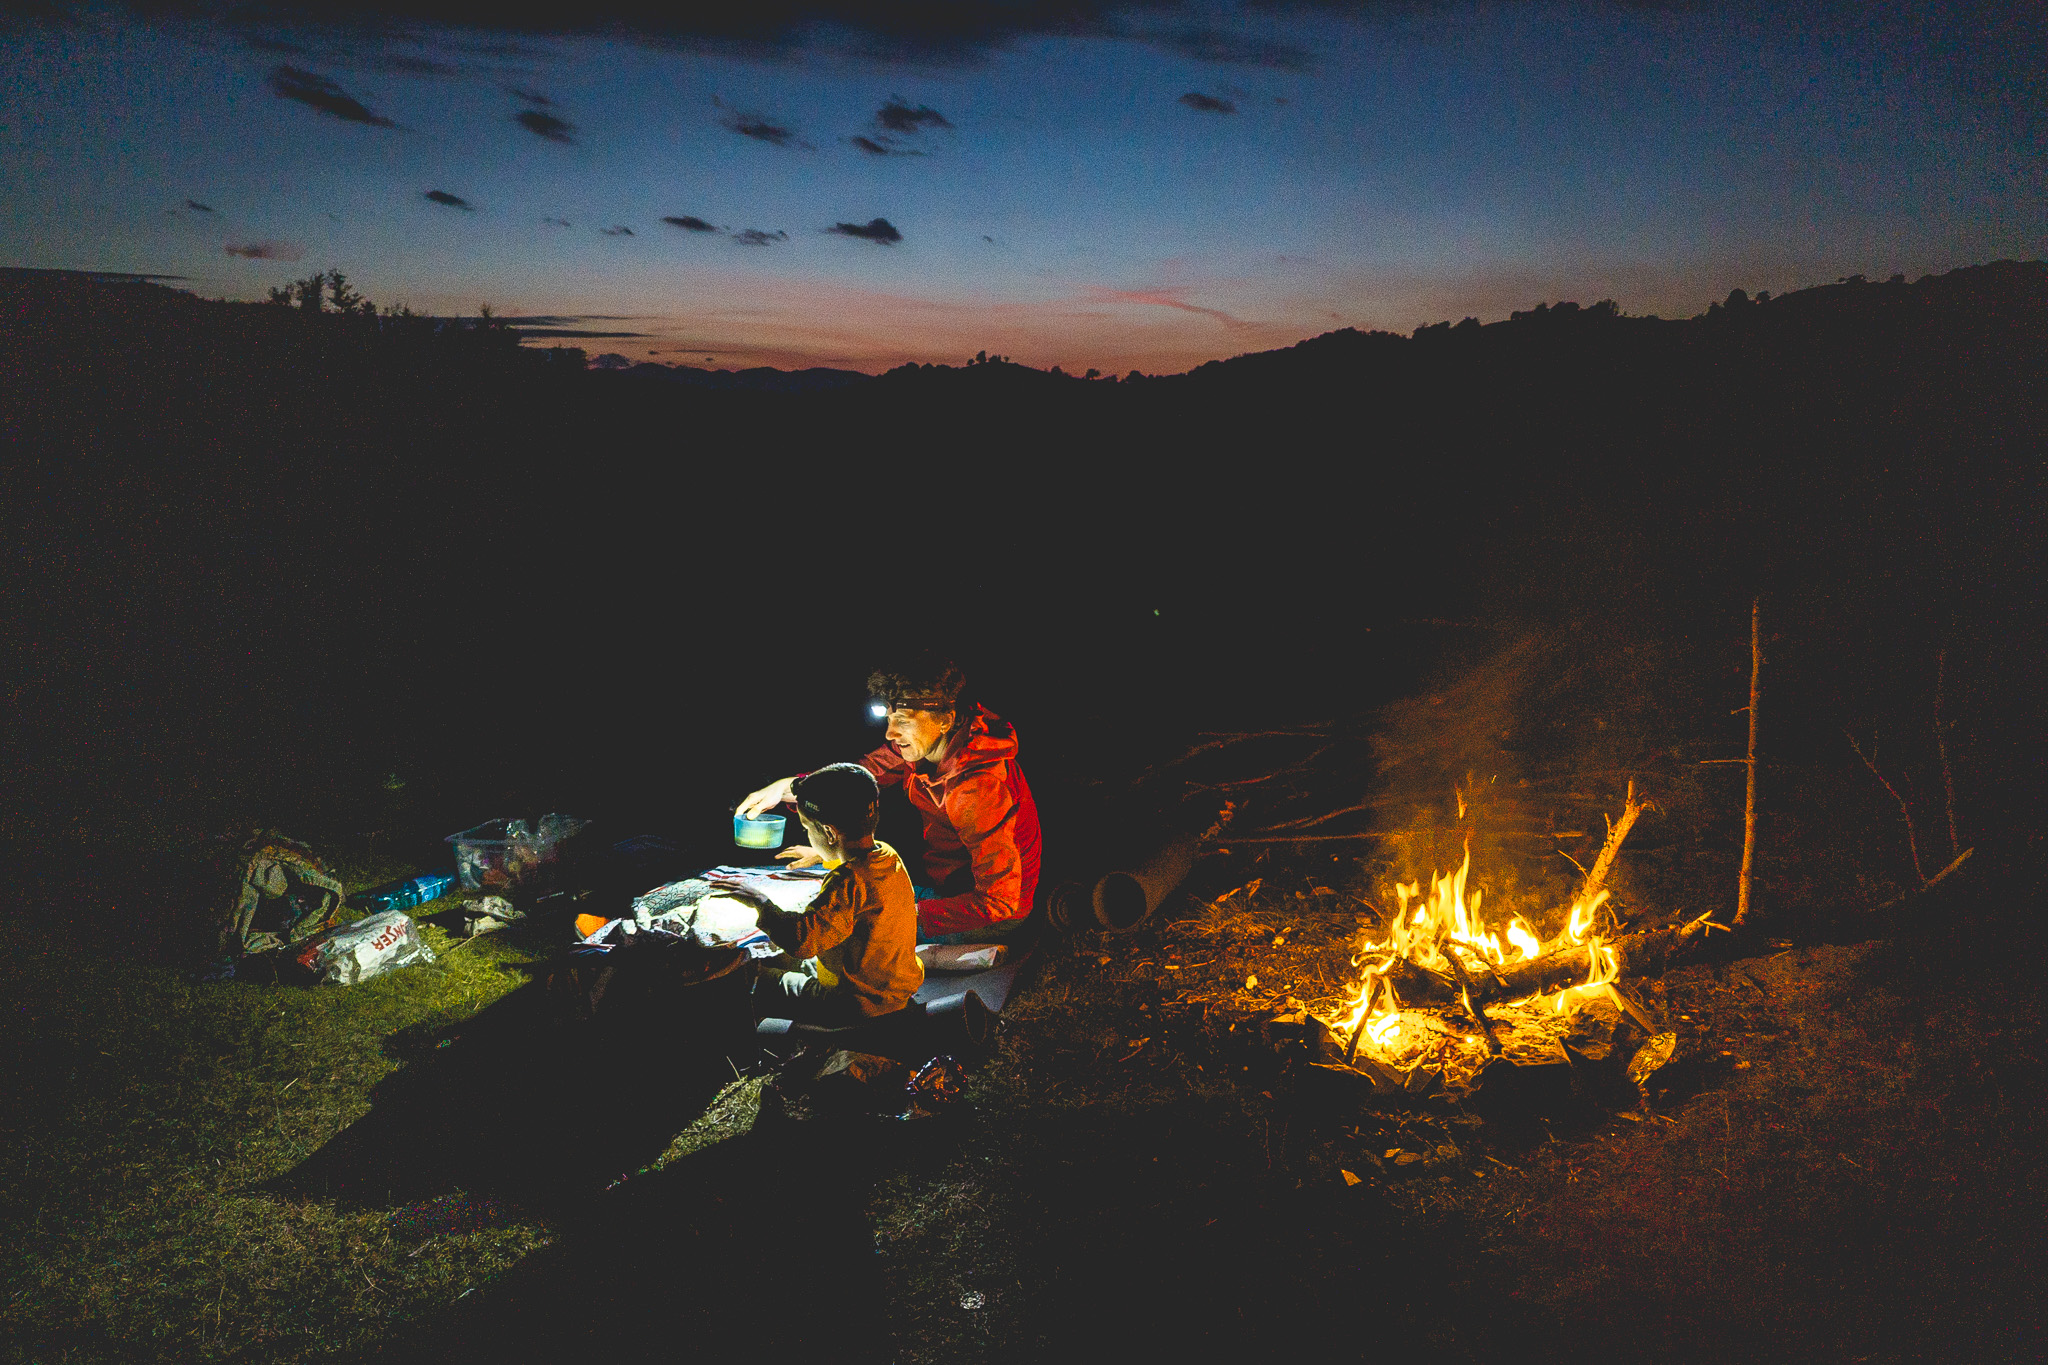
[733,812,786,850]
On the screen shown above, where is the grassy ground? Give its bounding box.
[5,839,2042,1363]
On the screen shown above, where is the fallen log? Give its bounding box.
[1376,919,1710,1008]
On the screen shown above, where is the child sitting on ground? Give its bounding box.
[712,763,923,1024]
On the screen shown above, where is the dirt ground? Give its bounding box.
[5,851,2042,1365]
[855,871,2045,1364]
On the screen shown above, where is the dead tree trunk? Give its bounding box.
[1934,648,1961,859]
[1735,597,1762,927]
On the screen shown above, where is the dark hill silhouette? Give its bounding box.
[617,360,871,393]
[3,260,2041,881]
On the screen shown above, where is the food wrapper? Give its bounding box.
[916,943,1009,973]
[296,910,436,985]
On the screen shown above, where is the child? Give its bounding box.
[714,763,923,1024]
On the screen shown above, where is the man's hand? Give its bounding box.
[736,777,796,819]
[776,845,825,869]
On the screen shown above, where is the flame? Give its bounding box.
[1506,918,1542,960]
[1550,934,1620,1014]
[1331,825,1622,1065]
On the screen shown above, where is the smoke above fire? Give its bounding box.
[1362,630,1715,935]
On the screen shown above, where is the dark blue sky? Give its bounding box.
[3,1,2040,372]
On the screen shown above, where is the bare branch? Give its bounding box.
[1847,729,1927,885]
[1934,649,1961,859]
[1873,847,1974,910]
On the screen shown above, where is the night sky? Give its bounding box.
[3,1,2042,373]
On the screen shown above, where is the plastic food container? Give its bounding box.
[733,812,786,849]
[447,814,588,891]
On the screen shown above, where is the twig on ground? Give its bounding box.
[1259,801,1376,833]
[1185,744,1340,792]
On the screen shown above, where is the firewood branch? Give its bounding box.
[1578,779,1654,909]
[1383,922,1708,1009]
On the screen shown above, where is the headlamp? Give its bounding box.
[867,699,890,724]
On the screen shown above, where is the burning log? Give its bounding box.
[1374,919,1709,1009]
[1440,950,1502,1055]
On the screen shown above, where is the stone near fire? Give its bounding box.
[1562,997,1625,1061]
[1625,1031,1678,1089]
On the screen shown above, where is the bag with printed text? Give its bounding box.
[295,910,437,985]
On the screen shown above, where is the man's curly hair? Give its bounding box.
[867,651,967,713]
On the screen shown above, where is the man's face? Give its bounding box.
[885,707,954,764]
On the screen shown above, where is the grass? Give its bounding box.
[5,828,2043,1363]
[2,886,558,1363]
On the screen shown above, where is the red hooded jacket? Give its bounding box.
[859,705,1041,937]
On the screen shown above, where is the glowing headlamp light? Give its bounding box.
[867,699,891,723]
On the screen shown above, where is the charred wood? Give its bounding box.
[1377,920,1708,1008]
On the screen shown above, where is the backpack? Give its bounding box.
[219,831,347,956]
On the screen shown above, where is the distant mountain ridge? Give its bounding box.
[585,259,2045,388]
[6,260,2040,389]
[605,360,871,393]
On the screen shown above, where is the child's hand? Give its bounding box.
[776,846,824,869]
[706,875,777,908]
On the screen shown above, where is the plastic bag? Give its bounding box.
[296,911,436,985]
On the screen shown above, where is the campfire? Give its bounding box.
[1319,782,1708,1102]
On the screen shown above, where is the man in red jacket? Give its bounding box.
[737,655,1041,944]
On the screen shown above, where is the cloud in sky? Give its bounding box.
[663,215,719,231]
[510,87,554,106]
[23,0,2047,159]
[510,326,650,338]
[1085,285,1252,328]
[1179,92,1236,114]
[849,135,921,156]
[223,240,302,260]
[601,225,634,235]
[424,190,474,209]
[1150,26,1309,70]
[828,217,903,244]
[185,199,215,212]
[45,0,1336,67]
[719,109,800,147]
[733,228,788,245]
[267,66,394,127]
[876,99,952,134]
[853,97,950,155]
[544,216,572,226]
[515,109,577,143]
